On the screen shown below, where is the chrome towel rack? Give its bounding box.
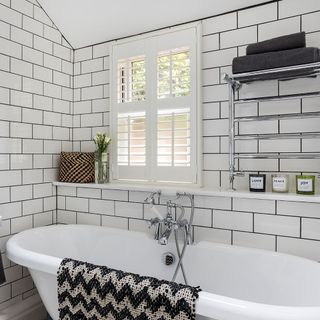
[225,62,320,190]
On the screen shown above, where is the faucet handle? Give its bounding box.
[148,217,160,228]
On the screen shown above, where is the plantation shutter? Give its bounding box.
[112,27,198,183]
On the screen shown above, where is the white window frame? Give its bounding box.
[110,23,202,186]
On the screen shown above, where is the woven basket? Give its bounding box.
[59,152,95,183]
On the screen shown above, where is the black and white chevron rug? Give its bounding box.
[57,258,201,320]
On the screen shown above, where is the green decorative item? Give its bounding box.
[93,133,111,184]
[296,175,315,195]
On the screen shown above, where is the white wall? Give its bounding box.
[2,0,320,313]
[0,0,73,311]
[60,0,320,269]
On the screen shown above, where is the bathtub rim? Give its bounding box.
[6,224,320,320]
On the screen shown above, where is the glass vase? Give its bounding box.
[95,151,109,184]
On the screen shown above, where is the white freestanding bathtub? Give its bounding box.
[6,224,320,320]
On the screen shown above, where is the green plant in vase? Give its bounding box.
[93,132,111,183]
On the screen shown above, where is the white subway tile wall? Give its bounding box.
[2,0,320,312]
[0,0,72,309]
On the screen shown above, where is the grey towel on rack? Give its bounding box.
[57,258,201,320]
[0,253,6,285]
[232,47,320,75]
[246,32,306,55]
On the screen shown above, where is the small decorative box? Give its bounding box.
[296,175,315,195]
[249,174,266,192]
[272,174,289,193]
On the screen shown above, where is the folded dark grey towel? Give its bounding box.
[232,47,320,74]
[0,253,6,285]
[246,32,306,55]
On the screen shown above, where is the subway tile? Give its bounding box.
[33,154,52,168]
[278,201,320,218]
[280,159,320,172]
[23,198,43,215]
[0,138,21,154]
[11,154,33,169]
[203,84,228,102]
[93,43,110,58]
[44,82,61,99]
[0,70,21,90]
[11,185,33,202]
[220,26,257,49]
[214,210,253,232]
[89,199,114,215]
[74,74,91,89]
[193,226,231,245]
[66,197,89,212]
[0,54,9,72]
[102,189,128,201]
[202,12,237,35]
[23,16,44,37]
[11,215,32,233]
[11,26,32,47]
[81,85,104,100]
[202,48,236,69]
[44,53,61,71]
[77,212,101,226]
[10,90,33,108]
[92,70,109,86]
[280,118,320,133]
[75,47,93,62]
[259,99,301,116]
[44,25,61,43]
[81,113,103,127]
[102,215,128,229]
[34,36,53,54]
[0,4,22,27]
[203,153,229,171]
[202,34,219,52]
[233,232,275,251]
[233,198,275,214]
[57,210,76,224]
[259,139,300,153]
[11,58,32,77]
[203,102,220,119]
[239,158,278,172]
[23,77,43,95]
[279,0,320,18]
[33,183,53,198]
[277,237,320,261]
[254,214,300,237]
[0,202,21,219]
[115,201,143,219]
[23,139,43,154]
[34,95,53,111]
[302,218,320,241]
[10,122,32,138]
[53,43,71,61]
[34,211,53,227]
[81,58,104,74]
[258,17,300,42]
[202,68,220,86]
[238,2,277,27]
[77,188,101,199]
[53,71,70,87]
[23,46,43,65]
[33,125,52,139]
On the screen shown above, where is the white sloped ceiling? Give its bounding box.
[37,0,270,49]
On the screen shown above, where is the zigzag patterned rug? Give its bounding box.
[57,258,201,320]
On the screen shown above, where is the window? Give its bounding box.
[111,26,200,184]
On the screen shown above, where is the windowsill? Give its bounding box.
[52,181,320,203]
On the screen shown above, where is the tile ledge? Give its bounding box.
[52,181,320,203]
